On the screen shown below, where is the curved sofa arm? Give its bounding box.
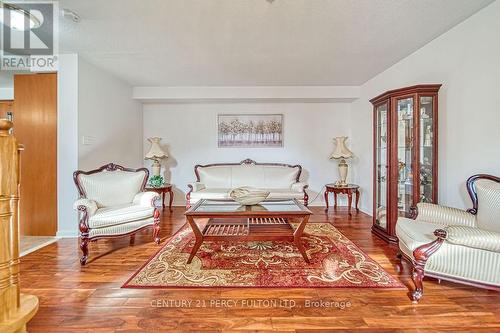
[188,182,206,192]
[133,191,160,207]
[73,198,98,217]
[291,182,308,192]
[442,226,500,253]
[416,203,476,227]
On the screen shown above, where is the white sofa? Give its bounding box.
[73,163,161,265]
[396,174,500,302]
[186,159,309,206]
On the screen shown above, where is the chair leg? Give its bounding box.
[409,233,445,303]
[153,208,161,244]
[129,234,135,246]
[80,237,89,266]
[411,264,425,303]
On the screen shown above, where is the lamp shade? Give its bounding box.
[145,137,168,160]
[330,136,353,160]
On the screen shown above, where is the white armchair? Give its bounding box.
[396,174,500,302]
[73,163,161,265]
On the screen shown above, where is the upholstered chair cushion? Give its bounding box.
[397,217,500,285]
[445,225,500,253]
[267,190,305,200]
[475,179,500,232]
[231,165,266,188]
[78,170,146,208]
[133,191,160,207]
[89,218,154,238]
[88,204,155,229]
[396,217,443,257]
[190,188,231,201]
[73,198,98,216]
[188,182,206,192]
[198,166,232,188]
[197,164,300,189]
[291,182,308,192]
[189,188,305,203]
[416,202,476,227]
[262,166,300,188]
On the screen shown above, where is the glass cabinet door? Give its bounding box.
[375,103,388,230]
[419,96,435,203]
[396,97,415,218]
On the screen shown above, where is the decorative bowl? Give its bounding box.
[229,187,270,206]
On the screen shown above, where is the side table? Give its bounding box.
[324,183,360,216]
[145,184,174,212]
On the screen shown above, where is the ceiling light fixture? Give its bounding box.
[0,1,41,31]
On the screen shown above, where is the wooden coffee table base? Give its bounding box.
[186,215,311,264]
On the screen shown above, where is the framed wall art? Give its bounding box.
[217,114,283,148]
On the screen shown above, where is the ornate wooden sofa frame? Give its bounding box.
[186,159,309,207]
[73,163,161,265]
[398,174,500,302]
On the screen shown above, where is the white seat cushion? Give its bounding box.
[89,204,154,229]
[89,218,154,238]
[268,189,305,200]
[396,217,443,258]
[190,188,304,203]
[190,188,231,201]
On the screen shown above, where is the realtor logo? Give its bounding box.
[0,1,58,71]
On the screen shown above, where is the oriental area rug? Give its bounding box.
[123,223,404,289]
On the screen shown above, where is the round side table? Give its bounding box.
[145,184,174,212]
[324,184,360,216]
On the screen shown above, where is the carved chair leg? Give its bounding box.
[186,190,192,209]
[411,264,425,303]
[153,225,161,245]
[80,237,89,266]
[153,209,161,245]
[409,229,446,303]
[130,234,135,246]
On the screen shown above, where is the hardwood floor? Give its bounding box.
[21,207,500,332]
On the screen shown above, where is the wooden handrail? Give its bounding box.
[0,119,38,333]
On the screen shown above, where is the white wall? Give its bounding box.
[0,88,13,100]
[78,59,143,170]
[57,54,79,237]
[56,56,143,236]
[350,0,500,214]
[143,102,352,206]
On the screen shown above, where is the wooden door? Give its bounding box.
[13,73,57,236]
[0,100,13,119]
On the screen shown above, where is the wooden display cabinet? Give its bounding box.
[370,85,441,243]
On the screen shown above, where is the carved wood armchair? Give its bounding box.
[73,163,161,265]
[396,174,500,302]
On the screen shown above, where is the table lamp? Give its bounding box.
[145,137,168,178]
[330,136,353,187]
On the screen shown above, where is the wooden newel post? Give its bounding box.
[0,119,38,333]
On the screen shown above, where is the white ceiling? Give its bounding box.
[56,0,494,86]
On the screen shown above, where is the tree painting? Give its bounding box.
[218,114,283,147]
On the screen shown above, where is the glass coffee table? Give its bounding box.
[184,199,313,264]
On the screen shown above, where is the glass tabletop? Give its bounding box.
[189,199,309,214]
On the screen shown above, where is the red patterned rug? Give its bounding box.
[123,222,403,288]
